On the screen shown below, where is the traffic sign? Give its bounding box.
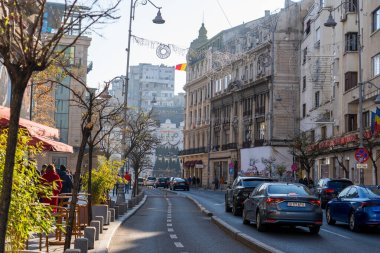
[354,148,369,163]
[356,163,368,169]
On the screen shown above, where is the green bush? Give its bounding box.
[82,156,123,205]
[0,129,55,252]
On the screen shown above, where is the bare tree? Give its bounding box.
[125,111,160,196]
[289,132,322,180]
[0,1,121,251]
[85,93,124,225]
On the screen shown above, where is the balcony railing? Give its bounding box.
[221,143,237,150]
[254,139,264,147]
[242,140,252,148]
[178,147,206,156]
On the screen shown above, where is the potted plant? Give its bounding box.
[82,156,123,224]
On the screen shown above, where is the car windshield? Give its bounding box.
[327,180,352,190]
[158,178,167,182]
[242,178,273,188]
[147,177,156,181]
[362,186,380,197]
[268,184,311,196]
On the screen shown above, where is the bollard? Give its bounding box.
[84,226,96,249]
[93,216,104,234]
[74,238,88,253]
[114,206,119,220]
[90,220,100,240]
[64,250,80,253]
[109,208,115,222]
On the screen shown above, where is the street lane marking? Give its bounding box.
[214,202,225,206]
[321,228,352,239]
[167,219,172,222]
[174,242,184,248]
[168,228,174,232]
[167,223,172,227]
[169,234,177,239]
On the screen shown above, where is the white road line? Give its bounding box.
[214,202,225,206]
[321,228,352,239]
[167,219,172,222]
[169,234,177,239]
[174,242,184,248]
[168,228,174,232]
[167,223,172,227]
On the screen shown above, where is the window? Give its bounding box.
[302,76,306,92]
[315,91,320,108]
[345,114,357,132]
[363,111,370,128]
[345,32,358,52]
[373,53,380,77]
[344,71,358,91]
[310,130,315,142]
[305,20,311,35]
[373,7,380,32]
[302,103,306,118]
[321,126,327,140]
[345,0,357,13]
[303,47,308,64]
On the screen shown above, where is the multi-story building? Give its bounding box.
[300,0,380,184]
[126,63,175,111]
[179,0,313,188]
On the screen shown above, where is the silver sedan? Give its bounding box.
[242,182,323,234]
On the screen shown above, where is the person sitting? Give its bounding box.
[41,164,62,212]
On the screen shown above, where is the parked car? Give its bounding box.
[225,176,275,216]
[169,177,189,191]
[326,185,380,232]
[314,178,353,208]
[154,177,169,188]
[144,176,156,187]
[242,182,323,234]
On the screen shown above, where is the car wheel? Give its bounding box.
[349,212,360,232]
[326,207,336,225]
[256,211,266,232]
[232,198,240,216]
[225,196,232,212]
[309,225,320,234]
[242,210,250,225]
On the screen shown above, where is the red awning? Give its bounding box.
[0,106,73,153]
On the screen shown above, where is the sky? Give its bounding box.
[87,0,300,94]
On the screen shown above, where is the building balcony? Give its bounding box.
[254,139,264,147]
[221,143,237,150]
[178,147,206,156]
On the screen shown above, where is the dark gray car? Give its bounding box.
[242,182,323,234]
[225,176,275,216]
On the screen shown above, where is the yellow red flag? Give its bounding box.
[175,63,187,71]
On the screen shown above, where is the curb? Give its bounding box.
[90,194,147,253]
[185,194,284,253]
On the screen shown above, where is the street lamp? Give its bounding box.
[122,0,165,174]
[324,1,364,147]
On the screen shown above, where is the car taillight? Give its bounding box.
[266,197,284,204]
[324,188,335,193]
[309,199,321,206]
[360,201,380,208]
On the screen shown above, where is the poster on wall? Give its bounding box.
[240,146,292,177]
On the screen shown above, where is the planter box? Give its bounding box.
[92,205,109,225]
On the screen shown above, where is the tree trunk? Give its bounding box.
[0,79,28,253]
[64,129,91,250]
[87,141,93,225]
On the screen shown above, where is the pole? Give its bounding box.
[122,0,135,175]
[357,2,363,148]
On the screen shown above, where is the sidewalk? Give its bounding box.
[26,190,146,253]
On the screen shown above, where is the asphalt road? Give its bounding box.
[109,188,255,253]
[182,188,380,253]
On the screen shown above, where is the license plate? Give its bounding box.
[287,202,306,207]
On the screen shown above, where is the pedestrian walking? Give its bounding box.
[214,177,219,190]
[124,171,131,194]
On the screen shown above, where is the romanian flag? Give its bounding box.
[175,63,187,71]
[371,107,380,134]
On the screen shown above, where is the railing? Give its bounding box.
[178,147,206,156]
[254,139,264,147]
[221,143,237,150]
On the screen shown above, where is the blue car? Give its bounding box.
[326,185,380,232]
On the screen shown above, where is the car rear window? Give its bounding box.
[175,178,185,182]
[147,177,156,180]
[327,180,353,190]
[242,178,274,188]
[363,186,380,197]
[268,184,311,196]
